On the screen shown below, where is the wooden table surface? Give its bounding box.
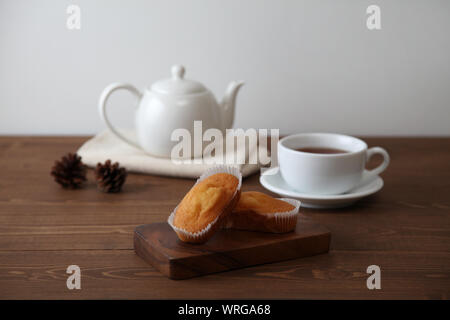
[0,137,449,299]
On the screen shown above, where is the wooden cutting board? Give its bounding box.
[134,217,330,280]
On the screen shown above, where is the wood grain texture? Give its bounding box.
[0,137,449,299]
[0,250,447,299]
[134,219,330,279]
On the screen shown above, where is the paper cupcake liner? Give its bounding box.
[224,197,301,233]
[167,165,242,244]
[273,198,301,233]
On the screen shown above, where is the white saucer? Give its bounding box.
[259,167,384,209]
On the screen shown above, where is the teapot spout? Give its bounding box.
[220,81,244,130]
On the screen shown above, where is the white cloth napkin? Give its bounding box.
[77,130,267,178]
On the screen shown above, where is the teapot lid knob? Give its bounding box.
[151,64,207,95]
[171,65,185,79]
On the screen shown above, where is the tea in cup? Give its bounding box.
[278,133,390,195]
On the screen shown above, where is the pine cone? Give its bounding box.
[95,160,127,193]
[51,153,87,188]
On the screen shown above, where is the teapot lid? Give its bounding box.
[151,65,207,95]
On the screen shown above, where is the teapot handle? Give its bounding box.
[98,82,142,149]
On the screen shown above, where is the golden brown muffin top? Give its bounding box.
[174,173,239,233]
[234,191,294,215]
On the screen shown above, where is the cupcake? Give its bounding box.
[168,165,242,244]
[224,191,301,233]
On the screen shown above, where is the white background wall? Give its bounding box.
[1,0,449,136]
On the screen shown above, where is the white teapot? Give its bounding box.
[98,65,244,158]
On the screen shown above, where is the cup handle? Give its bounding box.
[359,147,390,187]
[98,82,142,149]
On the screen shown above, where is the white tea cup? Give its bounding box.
[278,133,390,195]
